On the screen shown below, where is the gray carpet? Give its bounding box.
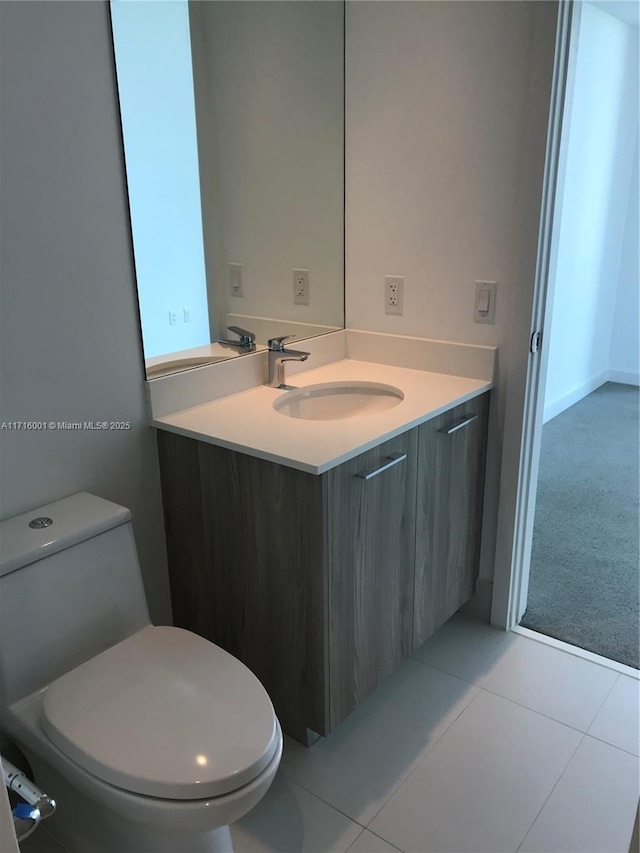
[521,382,640,669]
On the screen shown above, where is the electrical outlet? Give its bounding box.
[385,275,404,315]
[229,263,243,297]
[293,268,310,305]
[183,308,192,323]
[474,280,497,324]
[168,310,179,326]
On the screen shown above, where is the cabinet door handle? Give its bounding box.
[440,414,478,435]
[356,452,407,481]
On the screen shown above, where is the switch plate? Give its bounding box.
[229,263,243,297]
[293,269,310,305]
[474,280,497,325]
[385,275,404,315]
[183,308,192,323]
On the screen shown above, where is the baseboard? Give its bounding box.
[543,371,609,423]
[609,369,640,386]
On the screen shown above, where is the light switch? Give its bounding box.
[478,287,491,315]
[474,280,497,325]
[229,263,243,297]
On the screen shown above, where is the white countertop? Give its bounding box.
[152,358,492,474]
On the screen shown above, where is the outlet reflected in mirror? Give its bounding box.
[110,0,345,379]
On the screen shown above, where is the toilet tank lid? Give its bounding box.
[0,492,131,578]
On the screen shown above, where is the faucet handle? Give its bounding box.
[268,335,296,352]
[227,326,255,345]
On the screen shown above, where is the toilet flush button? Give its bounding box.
[29,517,53,529]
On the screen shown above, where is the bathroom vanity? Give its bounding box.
[152,345,491,744]
[112,0,496,747]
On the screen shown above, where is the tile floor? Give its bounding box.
[22,615,640,853]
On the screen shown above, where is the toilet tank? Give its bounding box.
[0,493,151,709]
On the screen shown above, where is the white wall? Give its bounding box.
[111,0,210,359]
[190,1,344,339]
[544,3,639,421]
[346,1,536,357]
[610,124,639,384]
[0,1,172,625]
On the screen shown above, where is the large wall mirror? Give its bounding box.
[110,0,345,379]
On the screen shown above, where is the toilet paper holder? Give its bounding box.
[2,755,56,842]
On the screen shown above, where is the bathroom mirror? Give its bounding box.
[110,0,345,379]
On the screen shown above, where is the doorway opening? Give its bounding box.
[518,1,639,669]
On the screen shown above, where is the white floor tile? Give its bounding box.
[478,634,618,731]
[412,614,519,684]
[588,675,640,756]
[369,691,582,853]
[279,658,479,824]
[519,736,640,853]
[415,617,619,731]
[231,773,361,853]
[346,829,401,853]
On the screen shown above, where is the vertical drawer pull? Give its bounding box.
[356,452,407,481]
[440,414,478,435]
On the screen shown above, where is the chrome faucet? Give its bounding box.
[218,325,256,352]
[267,336,309,388]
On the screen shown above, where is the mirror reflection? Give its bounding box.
[110,0,345,379]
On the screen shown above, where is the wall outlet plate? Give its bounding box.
[229,263,243,298]
[385,275,404,315]
[474,280,497,325]
[293,268,310,305]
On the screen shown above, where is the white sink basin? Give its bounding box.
[274,381,404,421]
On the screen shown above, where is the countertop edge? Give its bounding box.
[151,381,492,475]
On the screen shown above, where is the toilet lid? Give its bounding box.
[42,626,280,799]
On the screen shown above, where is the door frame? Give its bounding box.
[490,0,580,630]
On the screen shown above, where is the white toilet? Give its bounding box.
[0,492,282,853]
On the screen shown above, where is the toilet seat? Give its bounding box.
[41,625,279,800]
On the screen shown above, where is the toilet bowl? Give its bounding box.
[0,493,282,852]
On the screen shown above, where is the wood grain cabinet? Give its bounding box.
[413,394,490,649]
[325,430,417,727]
[157,391,489,743]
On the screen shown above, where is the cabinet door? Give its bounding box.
[413,393,489,649]
[325,429,417,728]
